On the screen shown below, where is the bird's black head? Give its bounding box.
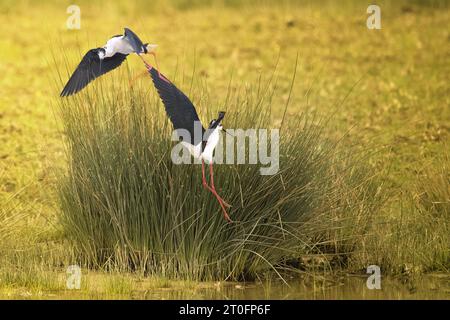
[208,111,226,129]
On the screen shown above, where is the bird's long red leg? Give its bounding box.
[139,54,152,69]
[129,70,149,88]
[202,160,209,188]
[202,161,231,207]
[209,163,231,208]
[209,163,232,222]
[202,161,232,222]
[148,52,161,77]
[202,160,217,194]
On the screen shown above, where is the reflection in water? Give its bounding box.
[130,275,449,300]
[6,274,449,300]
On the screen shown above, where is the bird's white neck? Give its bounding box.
[103,36,134,58]
[201,127,221,164]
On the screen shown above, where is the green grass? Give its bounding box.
[0,0,449,297]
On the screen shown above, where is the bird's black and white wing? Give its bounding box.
[60,49,128,97]
[149,68,205,146]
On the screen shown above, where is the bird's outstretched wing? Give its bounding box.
[60,49,128,97]
[149,67,205,146]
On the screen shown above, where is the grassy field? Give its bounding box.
[0,0,449,297]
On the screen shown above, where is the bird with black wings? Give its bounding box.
[148,66,232,223]
[61,28,158,96]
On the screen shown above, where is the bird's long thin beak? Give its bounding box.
[223,128,233,136]
[146,44,158,53]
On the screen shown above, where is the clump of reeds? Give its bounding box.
[56,70,382,281]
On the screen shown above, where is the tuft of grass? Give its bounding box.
[0,193,22,242]
[354,145,449,274]
[415,148,450,219]
[0,175,31,244]
[102,274,134,296]
[56,70,383,281]
[0,241,70,295]
[408,148,449,272]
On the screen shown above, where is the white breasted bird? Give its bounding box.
[148,67,232,222]
[61,27,158,96]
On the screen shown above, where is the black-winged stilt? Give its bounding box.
[148,66,232,223]
[61,28,159,96]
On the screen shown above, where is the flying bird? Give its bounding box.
[148,66,232,222]
[60,28,159,97]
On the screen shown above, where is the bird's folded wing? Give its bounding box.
[60,50,127,97]
[149,67,205,145]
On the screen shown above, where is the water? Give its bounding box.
[4,274,448,300]
[129,274,449,300]
[62,274,449,300]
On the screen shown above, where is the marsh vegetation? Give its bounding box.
[0,0,448,298]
